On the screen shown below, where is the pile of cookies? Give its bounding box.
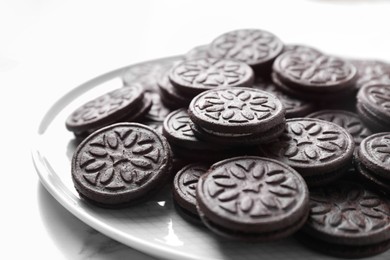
[66,29,390,258]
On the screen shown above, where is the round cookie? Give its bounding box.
[357,84,390,132]
[71,123,172,207]
[196,156,309,241]
[350,59,390,90]
[283,44,321,54]
[253,79,315,118]
[188,87,285,135]
[169,58,254,96]
[273,50,357,92]
[157,73,192,109]
[297,181,390,258]
[258,118,355,186]
[307,110,372,146]
[173,163,209,221]
[208,29,284,77]
[66,85,144,135]
[356,132,390,180]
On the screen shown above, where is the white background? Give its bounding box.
[2,0,390,259]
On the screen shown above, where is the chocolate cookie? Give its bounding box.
[173,163,209,221]
[157,73,192,109]
[272,49,357,101]
[71,123,172,207]
[307,110,372,146]
[188,87,285,135]
[253,79,315,118]
[355,133,390,194]
[66,85,145,136]
[357,84,390,132]
[169,58,254,96]
[350,59,390,90]
[196,156,309,241]
[283,44,321,54]
[297,181,390,258]
[208,29,284,77]
[258,118,355,186]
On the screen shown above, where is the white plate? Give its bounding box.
[32,57,390,260]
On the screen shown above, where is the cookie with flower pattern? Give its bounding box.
[66,85,145,136]
[307,110,372,146]
[208,29,284,76]
[173,163,209,220]
[188,87,285,135]
[71,123,172,207]
[357,84,390,132]
[196,156,309,241]
[272,49,357,101]
[355,133,390,194]
[297,181,390,258]
[258,118,355,186]
[169,58,254,96]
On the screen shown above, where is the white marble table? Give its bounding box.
[3,0,390,259]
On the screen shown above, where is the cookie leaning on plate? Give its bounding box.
[196,156,309,241]
[71,123,172,208]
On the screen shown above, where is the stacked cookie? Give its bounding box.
[65,28,390,258]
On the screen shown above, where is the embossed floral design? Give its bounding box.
[268,120,348,164]
[309,111,372,145]
[209,29,283,64]
[194,89,278,124]
[172,58,250,88]
[280,53,354,85]
[168,109,196,139]
[309,183,390,233]
[70,87,141,124]
[367,134,390,164]
[78,127,162,190]
[367,85,390,112]
[206,160,298,218]
[181,165,208,198]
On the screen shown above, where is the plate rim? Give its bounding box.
[31,56,214,260]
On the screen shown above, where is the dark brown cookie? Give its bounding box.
[297,181,390,258]
[273,50,357,99]
[357,84,390,132]
[157,73,193,109]
[163,108,227,150]
[357,132,390,179]
[190,120,285,147]
[196,156,309,241]
[307,110,372,146]
[169,58,254,96]
[253,79,315,118]
[173,163,209,217]
[66,85,144,135]
[208,29,284,77]
[71,123,172,207]
[350,59,390,90]
[258,118,355,186]
[188,87,285,135]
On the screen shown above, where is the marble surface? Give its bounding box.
[3,0,390,259]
